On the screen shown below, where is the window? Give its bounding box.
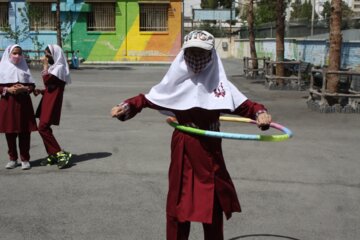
[0,3,9,30]
[28,2,56,31]
[139,4,168,32]
[87,3,115,31]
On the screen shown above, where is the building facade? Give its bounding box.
[0,0,183,62]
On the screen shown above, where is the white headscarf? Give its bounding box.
[47,44,71,84]
[145,49,247,111]
[0,44,34,84]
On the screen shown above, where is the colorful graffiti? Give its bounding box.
[0,0,182,62]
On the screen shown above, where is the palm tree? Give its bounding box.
[247,0,258,75]
[56,0,62,47]
[327,0,342,94]
[275,0,286,85]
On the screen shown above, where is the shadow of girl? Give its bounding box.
[31,152,112,168]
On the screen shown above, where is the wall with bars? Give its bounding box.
[0,0,183,62]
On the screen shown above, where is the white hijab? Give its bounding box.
[0,44,34,84]
[145,49,247,111]
[47,44,71,84]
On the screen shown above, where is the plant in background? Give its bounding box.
[18,3,45,59]
[321,0,353,29]
[0,22,28,44]
[1,3,45,59]
[290,0,319,21]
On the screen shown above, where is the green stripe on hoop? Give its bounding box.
[168,121,206,136]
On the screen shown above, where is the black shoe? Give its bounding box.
[56,151,72,169]
[40,155,57,166]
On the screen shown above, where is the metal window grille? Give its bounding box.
[139,4,168,32]
[87,3,115,31]
[0,3,8,29]
[29,3,56,31]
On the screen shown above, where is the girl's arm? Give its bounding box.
[230,99,267,120]
[41,73,65,93]
[224,99,272,130]
[23,83,35,94]
[42,71,58,86]
[111,94,167,121]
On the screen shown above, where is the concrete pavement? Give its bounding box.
[0,59,359,240]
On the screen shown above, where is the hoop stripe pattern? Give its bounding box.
[166,116,293,142]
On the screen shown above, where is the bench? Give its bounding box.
[243,57,269,78]
[308,67,360,113]
[264,60,312,90]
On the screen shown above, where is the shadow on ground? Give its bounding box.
[229,234,301,240]
[31,152,112,168]
[78,66,134,71]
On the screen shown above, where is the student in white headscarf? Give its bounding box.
[110,30,272,240]
[0,44,37,170]
[34,44,72,169]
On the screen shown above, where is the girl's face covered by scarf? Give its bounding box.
[184,47,212,74]
[10,47,23,65]
[44,48,55,65]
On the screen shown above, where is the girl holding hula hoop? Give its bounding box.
[111,30,272,240]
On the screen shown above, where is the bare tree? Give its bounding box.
[276,0,286,85]
[327,0,342,93]
[247,0,258,75]
[56,0,62,47]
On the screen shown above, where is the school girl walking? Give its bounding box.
[34,44,72,169]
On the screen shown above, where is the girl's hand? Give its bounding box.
[111,103,129,119]
[41,56,49,70]
[7,84,28,95]
[33,89,43,96]
[14,84,29,94]
[256,112,272,131]
[111,105,126,118]
[6,86,17,94]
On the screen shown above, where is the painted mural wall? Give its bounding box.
[0,0,183,62]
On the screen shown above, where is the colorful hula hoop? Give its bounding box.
[166,116,293,142]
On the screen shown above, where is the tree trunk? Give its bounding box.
[276,0,285,85]
[247,0,258,75]
[56,0,62,47]
[327,0,342,94]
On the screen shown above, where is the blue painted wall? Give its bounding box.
[235,39,360,71]
[1,1,58,56]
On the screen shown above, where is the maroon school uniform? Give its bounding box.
[114,30,272,239]
[0,83,37,161]
[36,72,66,155]
[34,44,72,169]
[36,73,65,125]
[121,94,265,223]
[0,83,37,133]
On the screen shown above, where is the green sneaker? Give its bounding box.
[56,151,72,169]
[40,155,57,166]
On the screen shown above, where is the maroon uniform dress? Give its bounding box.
[121,94,266,239]
[0,83,37,161]
[36,72,65,155]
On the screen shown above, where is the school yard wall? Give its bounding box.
[215,37,360,71]
[0,0,183,63]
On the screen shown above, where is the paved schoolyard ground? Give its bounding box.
[0,59,359,240]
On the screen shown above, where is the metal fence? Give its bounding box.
[87,3,116,32]
[139,3,169,32]
[238,18,360,39]
[0,3,8,29]
[29,3,56,31]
